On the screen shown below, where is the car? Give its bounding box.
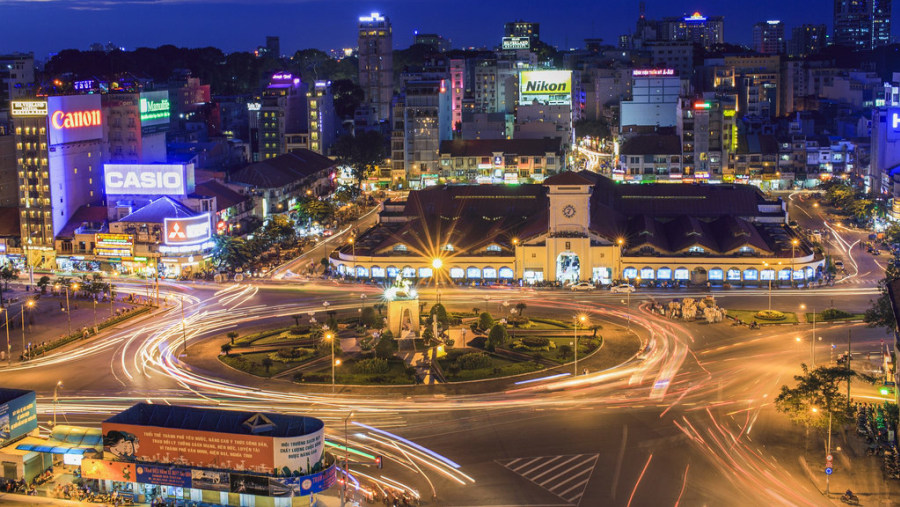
[610,284,636,294]
[834,260,844,269]
[570,282,596,291]
[789,220,798,227]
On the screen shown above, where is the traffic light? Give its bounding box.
[375,455,383,469]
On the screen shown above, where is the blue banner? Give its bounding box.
[135,465,191,488]
[268,464,337,497]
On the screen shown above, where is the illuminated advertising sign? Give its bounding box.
[247,102,262,111]
[0,390,37,444]
[632,69,675,77]
[47,95,103,146]
[164,214,212,246]
[81,459,135,482]
[95,234,134,257]
[518,70,572,106]
[74,79,96,91]
[104,163,194,196]
[101,417,325,475]
[139,90,170,127]
[889,108,900,141]
[502,36,531,50]
[10,101,47,117]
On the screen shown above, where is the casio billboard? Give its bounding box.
[164,214,211,246]
[104,164,194,196]
[47,95,103,146]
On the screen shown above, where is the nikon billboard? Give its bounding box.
[518,70,572,106]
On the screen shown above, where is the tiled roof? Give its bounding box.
[230,149,336,189]
[439,138,562,157]
[194,180,250,211]
[56,205,108,238]
[118,196,198,224]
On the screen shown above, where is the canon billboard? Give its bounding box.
[104,163,195,196]
[47,95,103,146]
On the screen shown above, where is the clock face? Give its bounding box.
[562,205,576,218]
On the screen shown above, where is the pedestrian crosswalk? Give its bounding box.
[497,453,598,506]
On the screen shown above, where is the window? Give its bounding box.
[727,269,741,281]
[393,244,408,252]
[486,244,501,252]
[467,267,481,279]
[674,268,689,280]
[418,267,433,278]
[623,268,638,279]
[371,266,385,278]
[760,269,775,280]
[743,269,758,281]
[657,268,672,279]
[640,268,654,279]
[450,267,464,279]
[402,267,416,278]
[709,268,724,280]
[483,267,497,278]
[498,267,514,279]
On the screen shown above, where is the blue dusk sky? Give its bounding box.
[0,0,895,58]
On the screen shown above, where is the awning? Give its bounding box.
[15,425,102,455]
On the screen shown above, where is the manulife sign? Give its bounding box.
[140,97,169,122]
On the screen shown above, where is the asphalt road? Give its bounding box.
[0,199,897,506]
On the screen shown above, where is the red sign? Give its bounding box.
[51,109,102,130]
[82,459,137,482]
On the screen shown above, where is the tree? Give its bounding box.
[262,215,296,243]
[261,357,274,374]
[212,235,250,271]
[775,364,870,429]
[332,130,387,187]
[0,265,18,290]
[220,343,233,356]
[488,324,509,348]
[514,302,527,317]
[360,307,378,328]
[226,331,238,344]
[430,303,449,326]
[375,333,396,359]
[478,312,494,331]
[865,257,900,331]
[557,344,573,360]
[37,276,51,294]
[294,197,334,224]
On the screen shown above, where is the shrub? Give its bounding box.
[430,303,449,326]
[375,334,397,359]
[754,310,786,321]
[478,312,494,331]
[354,357,390,374]
[521,336,549,348]
[360,307,379,328]
[821,308,853,320]
[289,326,311,336]
[488,324,509,347]
[458,352,492,370]
[557,344,573,359]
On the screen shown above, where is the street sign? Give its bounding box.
[825,467,833,475]
[826,454,833,461]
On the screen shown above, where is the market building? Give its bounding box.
[331,171,823,286]
[80,403,334,506]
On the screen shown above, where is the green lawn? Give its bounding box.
[298,358,415,385]
[233,327,313,346]
[806,312,865,322]
[438,349,542,382]
[728,310,799,325]
[219,350,316,377]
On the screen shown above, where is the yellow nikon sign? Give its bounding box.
[519,70,572,105]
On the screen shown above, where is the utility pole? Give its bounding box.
[811,307,816,367]
[847,329,852,407]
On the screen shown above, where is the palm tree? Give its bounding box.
[226,331,238,344]
[220,343,233,356]
[261,357,274,374]
[36,276,51,294]
[515,302,527,317]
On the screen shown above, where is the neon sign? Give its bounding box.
[694,102,712,110]
[632,69,675,77]
[140,92,170,125]
[164,214,211,246]
[889,108,900,141]
[51,109,101,129]
[10,101,47,117]
[685,12,707,21]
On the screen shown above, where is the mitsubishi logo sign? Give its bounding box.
[164,214,211,246]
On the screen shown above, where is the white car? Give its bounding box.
[610,284,636,294]
[570,282,596,291]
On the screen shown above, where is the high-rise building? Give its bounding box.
[391,80,452,186]
[266,36,280,58]
[834,0,892,50]
[413,33,450,53]
[788,24,828,57]
[13,96,105,266]
[0,53,35,134]
[103,91,169,164]
[358,12,394,125]
[504,21,540,47]
[620,72,687,129]
[248,72,307,161]
[676,97,737,179]
[659,12,724,50]
[449,59,465,132]
[307,81,336,155]
[753,21,785,54]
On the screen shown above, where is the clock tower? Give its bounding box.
[543,171,594,236]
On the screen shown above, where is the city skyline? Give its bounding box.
[2,0,893,58]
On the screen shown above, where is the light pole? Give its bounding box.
[432,258,443,304]
[52,380,63,427]
[791,238,799,287]
[349,237,356,279]
[2,307,9,367]
[181,295,187,355]
[341,410,354,507]
[57,283,77,337]
[574,315,586,375]
[92,298,97,331]
[802,303,817,366]
[616,238,624,283]
[511,238,519,284]
[813,406,833,495]
[21,300,33,360]
[326,331,336,392]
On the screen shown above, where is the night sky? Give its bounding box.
[0,0,895,59]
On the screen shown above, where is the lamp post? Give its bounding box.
[763,262,772,311]
[341,410,354,507]
[2,307,9,367]
[802,303,816,366]
[616,238,624,283]
[791,238,799,287]
[512,238,519,284]
[574,314,587,375]
[92,298,97,331]
[21,300,34,361]
[812,406,833,495]
[326,331,336,392]
[432,258,443,304]
[181,295,187,355]
[57,283,76,337]
[52,380,63,427]
[349,237,356,279]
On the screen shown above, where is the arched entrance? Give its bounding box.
[691,267,707,284]
[556,252,580,284]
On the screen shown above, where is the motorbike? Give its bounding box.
[840,492,859,505]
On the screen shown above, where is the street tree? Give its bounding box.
[0,265,19,290]
[864,257,900,331]
[212,236,250,272]
[478,312,494,331]
[332,130,387,187]
[775,364,872,429]
[360,307,378,328]
[37,276,51,294]
[261,357,274,374]
[430,303,449,327]
[375,332,396,359]
[515,302,527,317]
[227,331,238,344]
[220,343,233,356]
[488,324,509,348]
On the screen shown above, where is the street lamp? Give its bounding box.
[791,238,799,287]
[511,238,519,284]
[326,332,337,392]
[616,238,625,283]
[1,307,9,367]
[52,380,63,427]
[574,314,587,375]
[801,303,816,366]
[432,258,443,304]
[348,237,356,279]
[763,262,773,311]
[20,300,34,360]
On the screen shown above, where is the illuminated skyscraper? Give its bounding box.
[753,21,785,55]
[788,24,827,57]
[358,12,393,125]
[834,0,892,50]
